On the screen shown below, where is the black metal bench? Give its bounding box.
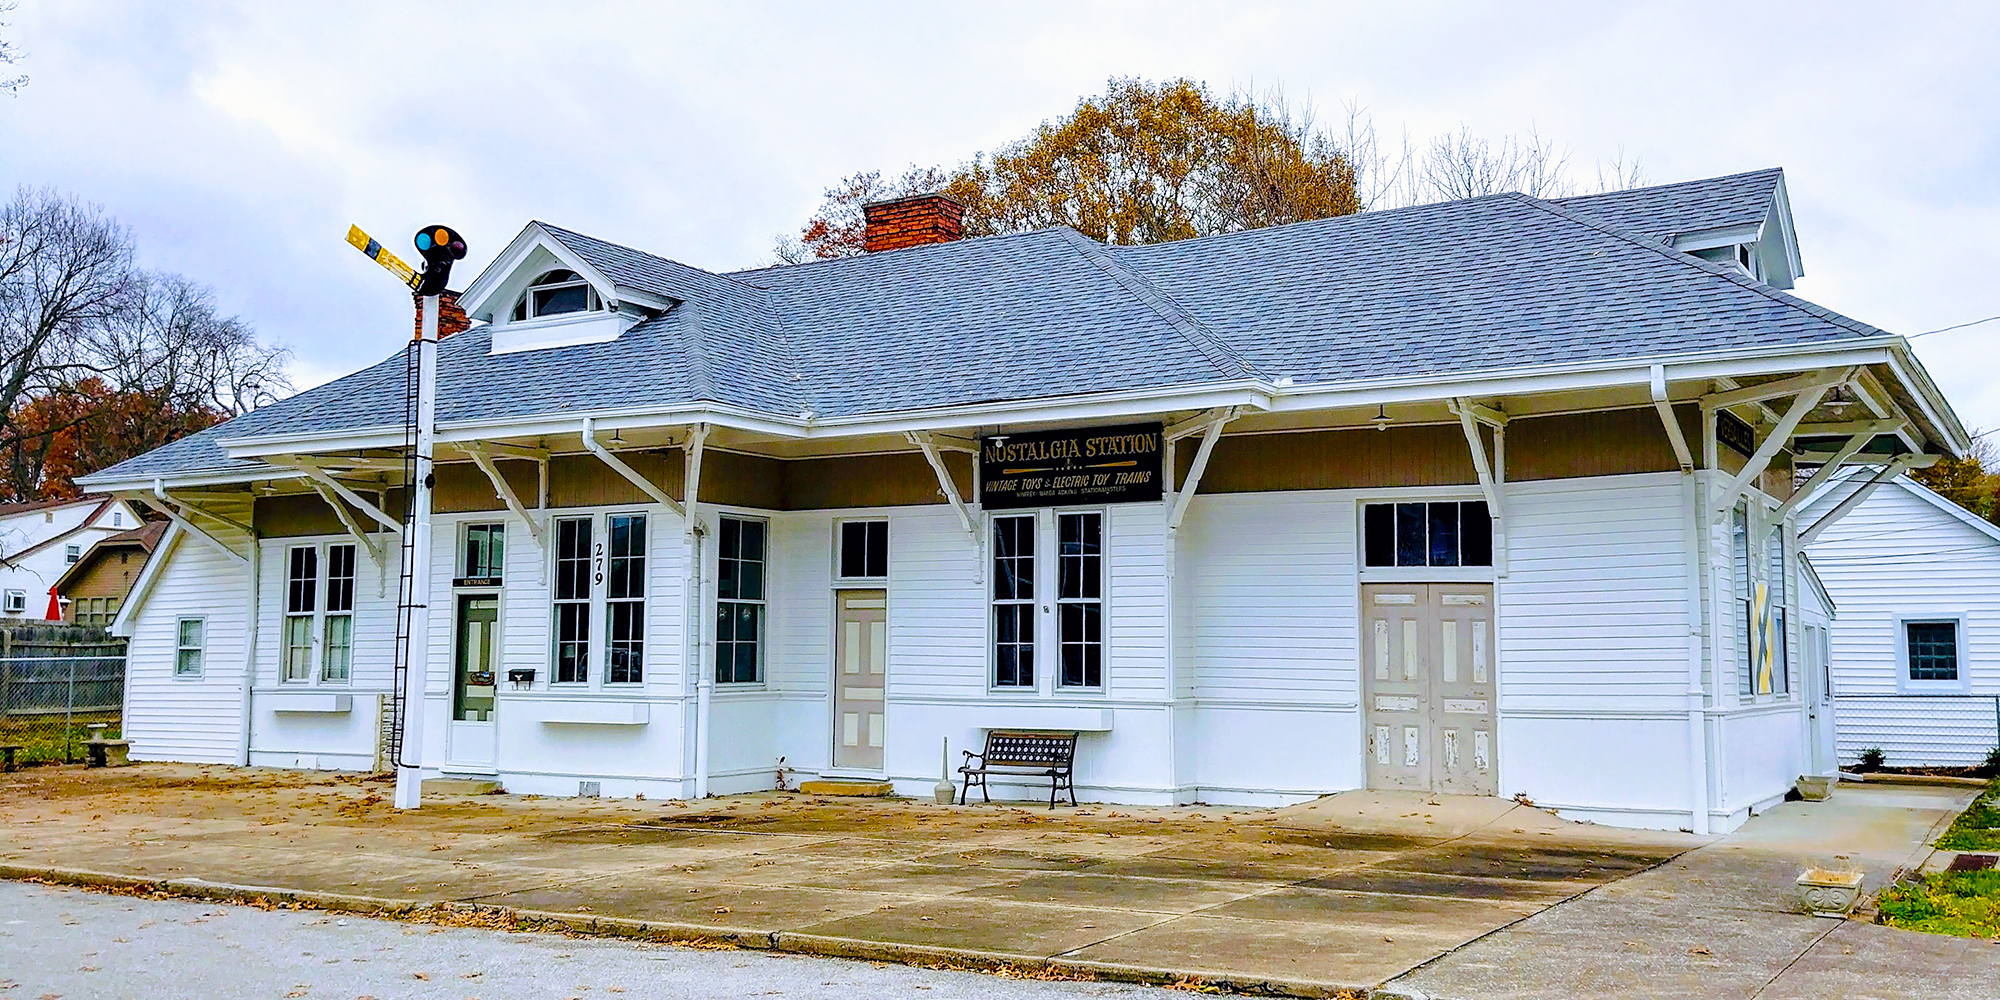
[958,730,1077,808]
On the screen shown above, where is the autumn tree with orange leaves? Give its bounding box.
[777,78,1361,261]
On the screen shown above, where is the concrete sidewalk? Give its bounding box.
[1,765,1694,996]
[1389,783,1996,999]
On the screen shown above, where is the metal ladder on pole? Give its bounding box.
[383,336,422,769]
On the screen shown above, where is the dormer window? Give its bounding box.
[510,270,603,322]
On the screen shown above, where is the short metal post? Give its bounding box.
[1,629,11,722]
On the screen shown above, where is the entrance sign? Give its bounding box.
[980,423,1164,510]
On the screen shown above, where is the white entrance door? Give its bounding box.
[446,594,498,771]
[833,589,887,771]
[1803,624,1837,775]
[1362,583,1497,795]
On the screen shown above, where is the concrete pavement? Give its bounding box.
[1389,783,1998,1000]
[0,880,1168,999]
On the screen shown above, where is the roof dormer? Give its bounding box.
[458,223,676,356]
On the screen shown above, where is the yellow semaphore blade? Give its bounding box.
[346,224,420,289]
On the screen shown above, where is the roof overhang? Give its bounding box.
[76,333,1971,494]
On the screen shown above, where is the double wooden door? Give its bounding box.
[1362,583,1497,795]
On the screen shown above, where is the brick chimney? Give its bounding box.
[862,193,965,252]
[413,289,473,339]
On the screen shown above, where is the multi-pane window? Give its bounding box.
[321,544,355,683]
[553,517,592,683]
[1362,501,1492,568]
[462,523,505,580]
[64,543,81,565]
[838,520,888,579]
[1765,529,1788,696]
[1733,503,1753,696]
[606,514,646,684]
[992,515,1036,688]
[1057,512,1103,688]
[283,546,317,682]
[716,517,766,684]
[175,618,205,677]
[1906,621,1960,682]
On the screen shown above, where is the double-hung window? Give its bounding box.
[175,618,205,677]
[716,517,766,684]
[1765,527,1789,696]
[322,544,355,682]
[1732,503,1754,696]
[282,543,355,684]
[1057,512,1103,688]
[552,517,593,683]
[64,543,81,565]
[606,514,646,684]
[462,522,505,581]
[991,515,1036,688]
[283,546,318,682]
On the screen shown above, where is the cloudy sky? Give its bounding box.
[3,2,1997,430]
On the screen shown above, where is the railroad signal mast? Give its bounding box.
[346,223,467,810]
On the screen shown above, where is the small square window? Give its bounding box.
[838,521,888,579]
[1906,621,1959,682]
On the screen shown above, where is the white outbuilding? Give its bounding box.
[80,169,1973,832]
[1801,472,2000,768]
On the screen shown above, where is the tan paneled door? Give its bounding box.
[1361,583,1497,795]
[833,590,888,771]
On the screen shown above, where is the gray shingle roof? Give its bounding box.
[1552,168,1783,243]
[86,168,1901,485]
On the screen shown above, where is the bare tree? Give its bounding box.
[0,187,291,499]
[1418,126,1573,201]
[0,2,26,95]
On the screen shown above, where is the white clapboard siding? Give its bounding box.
[768,510,833,695]
[1500,474,1691,713]
[123,534,249,763]
[1177,491,1357,704]
[1803,476,2000,764]
[1107,503,1168,699]
[886,507,985,700]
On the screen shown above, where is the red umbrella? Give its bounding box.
[44,585,62,621]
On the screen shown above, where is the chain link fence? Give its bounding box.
[1,625,126,767]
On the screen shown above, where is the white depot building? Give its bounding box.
[82,169,1970,833]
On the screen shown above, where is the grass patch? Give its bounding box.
[1936,778,2000,852]
[1879,870,2000,938]
[0,714,120,765]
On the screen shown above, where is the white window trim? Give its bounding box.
[548,510,652,690]
[2,590,25,614]
[64,543,82,564]
[279,541,357,687]
[1355,496,1497,581]
[1894,612,1970,694]
[984,507,1116,697]
[603,511,649,687]
[1055,508,1107,691]
[459,520,508,582]
[174,616,206,678]
[987,511,1041,694]
[715,513,769,687]
[832,517,890,584]
[511,270,605,323]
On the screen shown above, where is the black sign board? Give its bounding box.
[453,577,503,589]
[980,422,1164,510]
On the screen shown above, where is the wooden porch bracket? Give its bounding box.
[277,459,405,534]
[460,445,548,550]
[1448,398,1508,576]
[143,479,248,566]
[581,416,685,517]
[1800,454,1927,544]
[1772,419,1907,522]
[908,431,978,540]
[304,480,385,568]
[1166,406,1239,534]
[1706,367,1854,510]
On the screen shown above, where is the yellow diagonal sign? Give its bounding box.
[346,224,420,290]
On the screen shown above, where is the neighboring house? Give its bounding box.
[1801,472,2000,767]
[54,520,168,628]
[0,496,145,621]
[79,167,1970,834]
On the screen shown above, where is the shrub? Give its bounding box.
[1979,746,2000,779]
[1857,747,1886,773]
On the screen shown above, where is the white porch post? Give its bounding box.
[1652,367,1710,835]
[682,425,712,800]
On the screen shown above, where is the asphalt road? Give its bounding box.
[0,881,1167,1000]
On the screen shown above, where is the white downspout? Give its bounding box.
[239,524,260,767]
[683,425,711,799]
[1654,366,1709,835]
